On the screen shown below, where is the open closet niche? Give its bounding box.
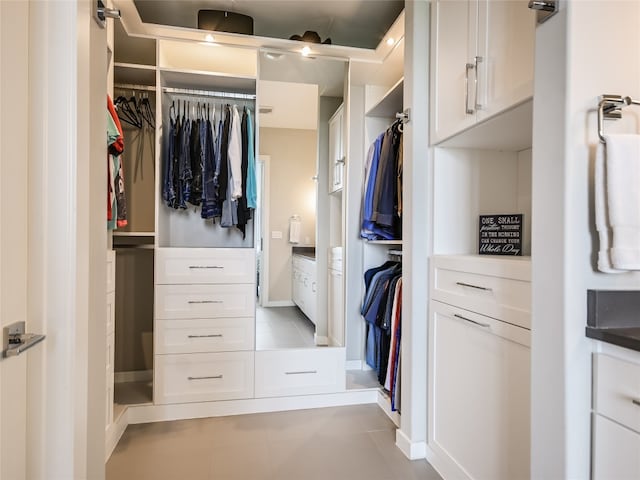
[111,20,157,416]
[255,51,347,351]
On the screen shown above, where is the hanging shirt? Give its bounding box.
[218,106,231,203]
[235,108,251,238]
[245,108,257,209]
[228,105,243,200]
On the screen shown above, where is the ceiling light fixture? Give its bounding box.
[386,37,395,46]
[301,46,311,57]
[265,52,284,60]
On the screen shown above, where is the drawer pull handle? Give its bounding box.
[188,375,223,380]
[455,281,492,291]
[189,265,224,269]
[454,313,491,329]
[285,370,318,375]
[188,300,223,304]
[187,334,223,338]
[632,398,640,407]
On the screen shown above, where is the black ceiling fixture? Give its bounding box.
[197,10,254,35]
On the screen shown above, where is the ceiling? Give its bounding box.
[132,0,404,49]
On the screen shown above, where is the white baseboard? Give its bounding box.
[395,429,427,460]
[105,407,129,462]
[261,300,295,307]
[376,389,401,427]
[115,369,152,384]
[126,389,378,424]
[425,443,469,480]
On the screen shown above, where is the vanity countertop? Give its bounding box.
[292,247,316,261]
[586,289,640,353]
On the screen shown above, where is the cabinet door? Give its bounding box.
[477,0,534,121]
[429,300,530,480]
[328,269,344,346]
[593,414,640,480]
[431,0,479,143]
[328,106,344,193]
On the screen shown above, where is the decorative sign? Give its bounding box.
[479,214,523,256]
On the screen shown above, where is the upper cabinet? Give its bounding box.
[431,0,535,144]
[328,104,345,194]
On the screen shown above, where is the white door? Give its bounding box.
[0,2,31,478]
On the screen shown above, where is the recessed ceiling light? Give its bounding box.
[204,34,214,42]
[301,46,311,57]
[386,37,395,46]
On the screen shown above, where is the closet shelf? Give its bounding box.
[365,78,404,118]
[114,63,157,87]
[160,68,256,93]
[112,231,156,237]
[364,239,403,245]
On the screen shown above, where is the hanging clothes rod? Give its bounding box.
[162,87,256,101]
[114,83,156,92]
[598,94,640,143]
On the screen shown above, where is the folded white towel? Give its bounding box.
[289,216,301,244]
[595,141,623,272]
[603,134,640,270]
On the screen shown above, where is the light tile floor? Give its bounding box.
[256,305,316,350]
[107,404,442,480]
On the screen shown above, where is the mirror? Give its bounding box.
[255,51,347,350]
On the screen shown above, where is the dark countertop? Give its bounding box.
[292,246,315,260]
[586,290,640,352]
[586,327,640,352]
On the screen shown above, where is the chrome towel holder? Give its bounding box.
[598,94,640,143]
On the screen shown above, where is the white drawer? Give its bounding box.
[593,414,640,479]
[154,351,254,404]
[292,255,316,276]
[156,248,255,285]
[106,290,115,336]
[155,284,255,319]
[431,255,531,329]
[255,348,345,398]
[155,318,254,354]
[594,354,640,433]
[107,250,116,293]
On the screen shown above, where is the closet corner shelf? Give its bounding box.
[114,63,157,87]
[365,239,403,245]
[112,231,156,237]
[365,77,404,118]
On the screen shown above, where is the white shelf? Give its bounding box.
[365,78,404,118]
[114,63,157,87]
[112,231,156,237]
[364,239,403,245]
[159,68,256,93]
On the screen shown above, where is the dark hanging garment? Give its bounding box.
[189,118,203,206]
[218,105,231,204]
[163,116,177,208]
[173,116,187,209]
[201,116,217,219]
[179,114,193,206]
[236,108,251,238]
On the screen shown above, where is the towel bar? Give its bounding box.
[598,94,640,143]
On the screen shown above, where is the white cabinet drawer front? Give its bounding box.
[107,250,116,293]
[593,414,640,480]
[595,354,640,433]
[154,351,254,404]
[155,318,254,354]
[106,290,115,336]
[156,248,255,284]
[432,267,531,329]
[255,348,345,398]
[155,284,255,319]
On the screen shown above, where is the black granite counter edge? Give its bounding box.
[586,326,640,353]
[292,246,316,260]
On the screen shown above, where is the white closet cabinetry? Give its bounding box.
[592,353,640,479]
[328,104,345,193]
[431,0,535,143]
[327,247,344,347]
[154,248,256,405]
[291,255,317,324]
[428,256,531,480]
[105,250,116,431]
